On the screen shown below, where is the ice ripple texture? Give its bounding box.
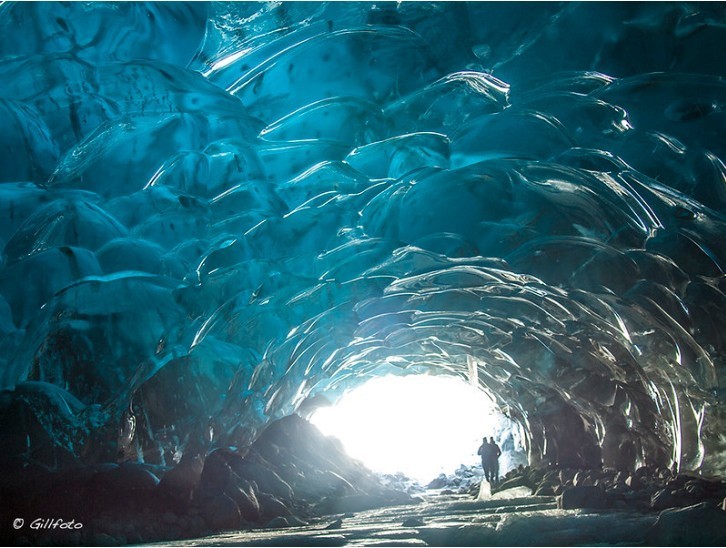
[0,1,724,474]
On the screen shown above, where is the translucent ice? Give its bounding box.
[0,1,724,478]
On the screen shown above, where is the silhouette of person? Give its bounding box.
[489,437,502,486]
[477,437,493,483]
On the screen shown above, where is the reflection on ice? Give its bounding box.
[478,483,533,501]
[0,1,724,483]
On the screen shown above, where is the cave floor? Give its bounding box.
[149,491,659,546]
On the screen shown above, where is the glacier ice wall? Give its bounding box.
[0,1,725,474]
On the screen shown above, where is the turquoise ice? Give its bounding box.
[0,1,724,476]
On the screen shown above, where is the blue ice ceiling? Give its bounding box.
[0,1,724,474]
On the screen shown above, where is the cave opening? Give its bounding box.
[309,373,525,483]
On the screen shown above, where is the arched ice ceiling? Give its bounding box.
[0,1,724,474]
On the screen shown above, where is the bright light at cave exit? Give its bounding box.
[310,375,500,482]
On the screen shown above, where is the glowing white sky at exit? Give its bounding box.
[310,374,500,482]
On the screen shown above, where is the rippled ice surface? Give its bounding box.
[0,2,724,475]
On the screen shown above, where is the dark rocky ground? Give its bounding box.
[0,415,414,546]
[2,414,725,546]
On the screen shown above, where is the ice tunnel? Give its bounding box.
[0,0,725,488]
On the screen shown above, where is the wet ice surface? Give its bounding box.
[156,492,655,547]
[0,0,725,502]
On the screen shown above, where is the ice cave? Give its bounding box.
[0,1,725,546]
